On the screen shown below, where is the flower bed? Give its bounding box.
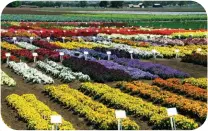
[33,40,61,50]
[44,84,139,130]
[16,42,39,50]
[1,70,16,86]
[80,82,198,129]
[172,31,208,38]
[36,60,90,82]
[117,81,207,122]
[183,77,207,89]
[114,58,190,79]
[8,61,54,84]
[152,78,207,102]
[6,94,74,130]
[62,57,131,82]
[1,50,19,63]
[181,52,207,66]
[1,42,22,50]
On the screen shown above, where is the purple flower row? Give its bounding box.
[93,60,158,79]
[113,58,190,79]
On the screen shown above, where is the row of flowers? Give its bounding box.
[1,49,19,63]
[62,56,131,82]
[80,82,198,129]
[152,78,207,102]
[16,42,40,50]
[8,61,54,84]
[114,58,189,79]
[36,60,90,82]
[6,94,74,130]
[183,77,207,89]
[1,42,22,50]
[112,38,150,47]
[181,52,207,66]
[44,84,139,130]
[172,31,208,38]
[1,70,16,86]
[117,81,207,122]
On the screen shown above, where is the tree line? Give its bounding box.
[7,1,200,8]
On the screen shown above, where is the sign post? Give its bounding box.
[129,50,133,59]
[30,37,33,44]
[115,110,126,130]
[59,52,64,63]
[152,49,157,59]
[84,51,89,60]
[13,37,17,44]
[32,52,38,63]
[5,53,11,64]
[62,37,65,43]
[50,115,62,130]
[106,51,111,60]
[167,108,178,130]
[47,37,50,42]
[175,49,179,59]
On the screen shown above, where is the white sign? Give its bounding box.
[175,49,179,53]
[13,37,17,40]
[50,115,62,124]
[47,37,50,40]
[32,53,38,57]
[5,53,11,57]
[129,50,133,54]
[59,52,64,56]
[167,108,178,116]
[84,51,89,55]
[115,110,126,119]
[152,49,157,53]
[106,51,111,55]
[62,37,65,39]
[197,48,202,52]
[30,37,33,40]
[92,36,96,40]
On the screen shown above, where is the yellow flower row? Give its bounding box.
[139,45,207,58]
[172,31,208,38]
[1,42,22,50]
[183,77,207,89]
[44,84,140,130]
[50,41,105,49]
[6,94,74,130]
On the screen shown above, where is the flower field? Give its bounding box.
[1,6,207,131]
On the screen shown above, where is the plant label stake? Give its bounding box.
[84,51,89,60]
[129,50,133,59]
[92,36,96,42]
[5,53,11,64]
[175,49,179,59]
[167,108,178,130]
[47,37,50,42]
[106,51,111,60]
[152,49,157,59]
[30,37,33,44]
[59,52,64,63]
[13,37,17,44]
[32,52,38,63]
[62,37,65,43]
[115,110,126,130]
[50,115,62,130]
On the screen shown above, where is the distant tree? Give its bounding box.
[178,1,186,6]
[79,1,87,8]
[7,1,21,7]
[99,1,108,8]
[110,1,124,8]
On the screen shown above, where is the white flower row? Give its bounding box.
[97,33,169,40]
[37,60,90,82]
[96,40,162,58]
[1,70,16,86]
[16,42,39,50]
[8,61,54,84]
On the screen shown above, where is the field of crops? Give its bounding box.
[1,12,207,130]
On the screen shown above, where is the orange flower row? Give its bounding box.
[117,81,207,122]
[152,78,207,102]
